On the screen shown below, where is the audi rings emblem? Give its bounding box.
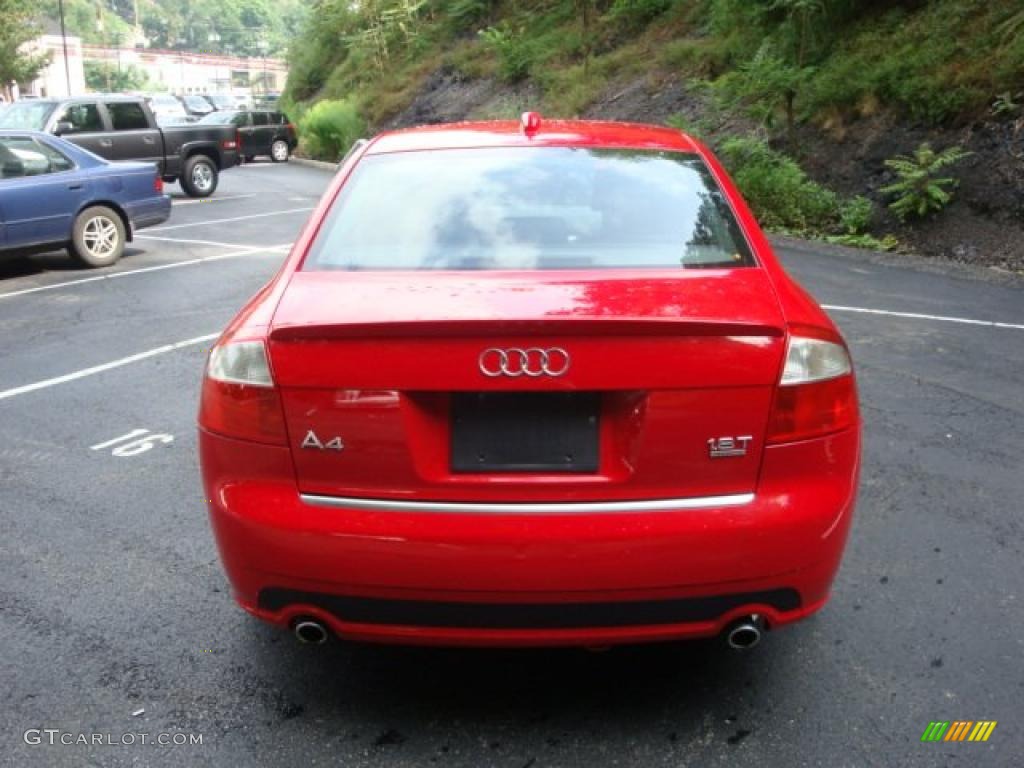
[478,347,571,378]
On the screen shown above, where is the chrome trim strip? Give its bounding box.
[299,492,755,515]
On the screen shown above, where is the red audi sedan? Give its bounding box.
[199,114,860,649]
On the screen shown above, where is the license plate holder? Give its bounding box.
[450,392,600,473]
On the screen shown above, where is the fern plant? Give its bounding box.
[881,143,971,221]
[991,91,1021,117]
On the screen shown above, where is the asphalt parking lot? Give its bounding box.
[1,161,1021,768]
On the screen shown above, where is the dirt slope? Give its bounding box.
[384,67,1024,273]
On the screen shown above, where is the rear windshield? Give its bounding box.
[303,147,754,271]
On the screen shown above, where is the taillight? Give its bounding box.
[154,176,163,194]
[766,336,857,444]
[222,131,238,150]
[199,340,287,445]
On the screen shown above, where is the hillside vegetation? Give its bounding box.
[284,0,1024,268]
[45,0,307,56]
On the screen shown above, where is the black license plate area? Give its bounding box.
[451,392,600,473]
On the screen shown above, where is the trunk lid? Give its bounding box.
[269,269,785,503]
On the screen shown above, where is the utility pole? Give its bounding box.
[257,36,269,98]
[57,0,72,96]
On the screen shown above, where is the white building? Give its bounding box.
[12,28,286,101]
[20,33,87,99]
[81,45,288,97]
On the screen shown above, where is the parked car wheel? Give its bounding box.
[244,155,255,163]
[69,206,126,267]
[271,139,290,163]
[181,155,218,197]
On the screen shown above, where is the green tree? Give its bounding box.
[713,0,844,145]
[727,42,808,142]
[770,0,823,142]
[0,0,49,97]
[42,0,135,45]
[84,60,152,92]
[47,0,308,57]
[881,143,971,221]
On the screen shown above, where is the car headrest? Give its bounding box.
[0,160,26,179]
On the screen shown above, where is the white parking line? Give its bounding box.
[823,304,1024,331]
[0,244,291,300]
[143,207,315,232]
[133,235,257,248]
[0,333,218,402]
[172,194,256,206]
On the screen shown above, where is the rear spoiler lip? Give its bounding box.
[268,318,785,341]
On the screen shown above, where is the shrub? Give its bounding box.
[825,233,899,252]
[717,136,839,233]
[479,24,535,82]
[881,142,971,221]
[446,0,491,28]
[658,38,731,77]
[84,61,152,93]
[298,99,365,162]
[716,42,808,140]
[604,0,673,31]
[539,62,607,116]
[839,195,874,234]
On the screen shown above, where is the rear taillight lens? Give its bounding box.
[222,131,239,150]
[767,336,857,444]
[154,176,163,194]
[199,340,287,445]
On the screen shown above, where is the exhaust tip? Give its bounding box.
[725,615,764,650]
[293,618,329,645]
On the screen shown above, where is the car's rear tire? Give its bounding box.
[181,155,218,197]
[244,155,255,163]
[271,140,290,163]
[69,206,126,268]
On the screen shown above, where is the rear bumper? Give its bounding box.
[200,427,859,646]
[126,195,171,232]
[245,581,831,648]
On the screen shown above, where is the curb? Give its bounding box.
[769,234,1024,286]
[290,156,339,172]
